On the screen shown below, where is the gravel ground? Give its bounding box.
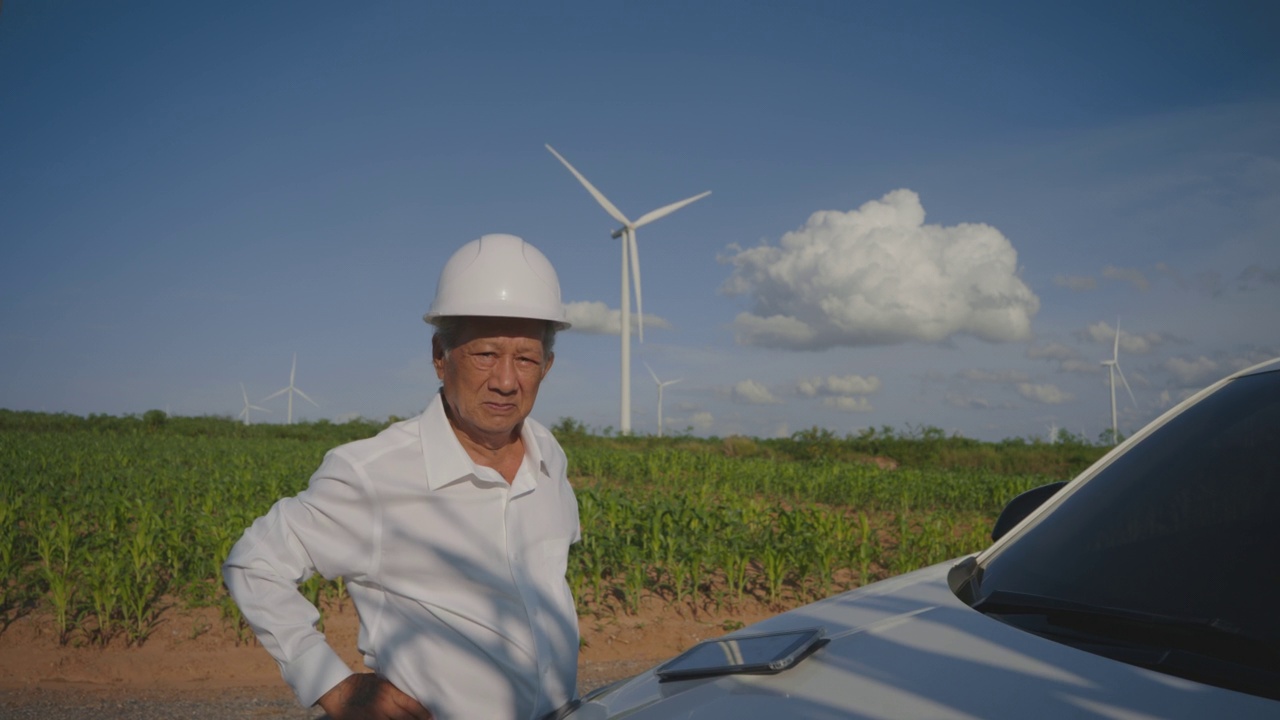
[0,660,652,719]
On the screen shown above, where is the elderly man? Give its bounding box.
[223,234,580,720]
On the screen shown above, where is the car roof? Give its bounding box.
[1236,356,1280,378]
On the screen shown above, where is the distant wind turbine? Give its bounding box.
[238,382,270,426]
[644,362,682,438]
[262,352,318,424]
[546,143,710,434]
[1100,318,1137,443]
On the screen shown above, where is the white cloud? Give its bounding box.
[1101,265,1150,291]
[1026,342,1077,361]
[731,379,781,404]
[823,395,874,412]
[1059,358,1100,374]
[563,301,670,335]
[1053,275,1097,291]
[1081,321,1165,355]
[946,392,992,409]
[1017,382,1073,405]
[797,374,881,397]
[1027,342,1099,374]
[688,411,715,432]
[960,368,1029,384]
[1165,355,1220,386]
[722,189,1040,350]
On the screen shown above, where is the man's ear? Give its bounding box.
[432,335,446,379]
[542,351,554,378]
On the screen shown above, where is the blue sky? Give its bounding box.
[3,1,1278,441]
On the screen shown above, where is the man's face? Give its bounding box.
[433,316,554,446]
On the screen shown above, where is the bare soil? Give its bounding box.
[0,595,781,716]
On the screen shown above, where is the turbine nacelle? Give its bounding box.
[546,143,709,434]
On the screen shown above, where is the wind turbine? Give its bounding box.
[546,143,710,434]
[1100,319,1137,443]
[238,382,270,426]
[262,352,318,424]
[644,362,682,438]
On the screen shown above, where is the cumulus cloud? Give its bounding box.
[797,374,881,397]
[1080,321,1165,355]
[946,392,992,409]
[960,368,1029,384]
[1102,265,1150,291]
[721,189,1039,350]
[731,379,781,404]
[1027,342,1098,374]
[563,301,670,335]
[687,411,715,432]
[1165,355,1220,386]
[1060,358,1100,374]
[1017,382,1072,405]
[823,396,874,412]
[1053,275,1097,291]
[1026,342,1077,361]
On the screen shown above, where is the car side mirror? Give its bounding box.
[991,481,1067,542]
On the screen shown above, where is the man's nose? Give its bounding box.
[488,356,518,393]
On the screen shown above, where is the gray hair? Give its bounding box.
[432,316,558,357]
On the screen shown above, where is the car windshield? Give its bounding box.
[973,369,1280,644]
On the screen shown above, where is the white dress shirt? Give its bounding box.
[222,392,581,720]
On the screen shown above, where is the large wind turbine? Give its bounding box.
[644,362,682,438]
[238,382,270,426]
[262,352,318,424]
[1100,319,1137,443]
[546,144,710,434]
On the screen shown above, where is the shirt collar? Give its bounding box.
[420,391,547,493]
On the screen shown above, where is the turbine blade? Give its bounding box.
[629,231,643,342]
[545,144,632,228]
[644,361,659,384]
[261,387,289,402]
[632,191,711,229]
[291,352,298,383]
[241,382,250,404]
[295,388,320,407]
[1115,364,1138,408]
[1113,318,1121,361]
[250,405,271,413]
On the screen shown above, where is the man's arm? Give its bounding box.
[222,451,378,707]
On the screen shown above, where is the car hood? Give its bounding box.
[566,560,1279,719]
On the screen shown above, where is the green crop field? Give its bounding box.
[0,409,1108,648]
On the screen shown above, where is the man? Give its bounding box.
[223,234,581,720]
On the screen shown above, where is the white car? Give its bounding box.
[555,357,1280,719]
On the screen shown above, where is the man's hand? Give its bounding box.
[316,673,433,720]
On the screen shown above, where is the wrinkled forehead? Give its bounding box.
[454,316,548,349]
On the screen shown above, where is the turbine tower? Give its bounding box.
[644,362,682,438]
[546,143,709,433]
[238,382,270,426]
[1100,319,1137,443]
[262,352,318,424]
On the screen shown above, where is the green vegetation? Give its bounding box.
[0,409,1108,647]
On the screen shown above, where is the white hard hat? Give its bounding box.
[424,233,570,329]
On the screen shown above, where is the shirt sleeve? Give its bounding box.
[222,449,375,707]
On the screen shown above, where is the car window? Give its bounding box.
[975,369,1280,639]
